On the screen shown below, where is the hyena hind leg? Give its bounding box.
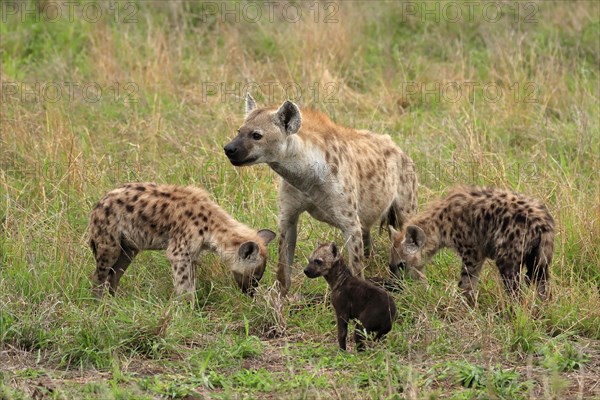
[496,257,522,299]
[525,249,551,301]
[354,323,367,352]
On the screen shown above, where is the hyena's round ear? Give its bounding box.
[245,93,257,117]
[404,225,426,253]
[239,241,259,260]
[329,242,338,258]
[257,229,276,245]
[276,100,302,135]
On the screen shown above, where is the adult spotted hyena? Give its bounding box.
[224,94,417,295]
[389,186,554,303]
[88,183,276,299]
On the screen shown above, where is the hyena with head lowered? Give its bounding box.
[88,183,276,299]
[389,186,554,302]
[224,94,417,295]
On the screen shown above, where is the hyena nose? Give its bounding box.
[224,144,237,156]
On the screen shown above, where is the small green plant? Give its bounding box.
[231,368,273,391]
[441,361,530,398]
[541,340,590,372]
[138,375,205,399]
[510,307,542,353]
[451,361,486,389]
[230,334,264,359]
[0,1,598,398]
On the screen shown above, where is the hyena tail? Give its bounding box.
[90,239,98,258]
[526,228,554,300]
[379,200,402,234]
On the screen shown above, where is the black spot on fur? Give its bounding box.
[501,216,510,230]
[126,204,134,213]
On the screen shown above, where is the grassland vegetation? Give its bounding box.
[1,1,599,398]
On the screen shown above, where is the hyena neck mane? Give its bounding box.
[323,258,352,291]
[267,135,330,192]
[207,211,260,261]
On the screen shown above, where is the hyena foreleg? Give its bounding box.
[91,237,122,298]
[107,245,138,296]
[343,224,365,277]
[276,214,299,296]
[167,242,197,302]
[458,255,485,305]
[276,197,304,296]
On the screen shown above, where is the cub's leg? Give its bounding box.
[457,249,485,305]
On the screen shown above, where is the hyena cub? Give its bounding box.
[389,186,554,303]
[88,183,276,299]
[305,243,397,351]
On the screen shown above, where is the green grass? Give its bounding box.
[1,1,599,398]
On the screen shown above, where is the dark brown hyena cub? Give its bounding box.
[89,183,276,300]
[304,243,397,351]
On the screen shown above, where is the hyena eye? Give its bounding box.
[251,131,262,140]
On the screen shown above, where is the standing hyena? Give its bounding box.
[88,183,276,299]
[224,94,417,295]
[389,186,554,303]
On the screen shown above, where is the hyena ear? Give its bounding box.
[329,242,338,258]
[239,241,259,260]
[245,93,257,117]
[276,100,302,135]
[257,229,276,245]
[403,225,426,254]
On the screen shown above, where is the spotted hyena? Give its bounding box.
[389,186,554,303]
[224,94,417,295]
[88,183,276,299]
[305,243,397,351]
